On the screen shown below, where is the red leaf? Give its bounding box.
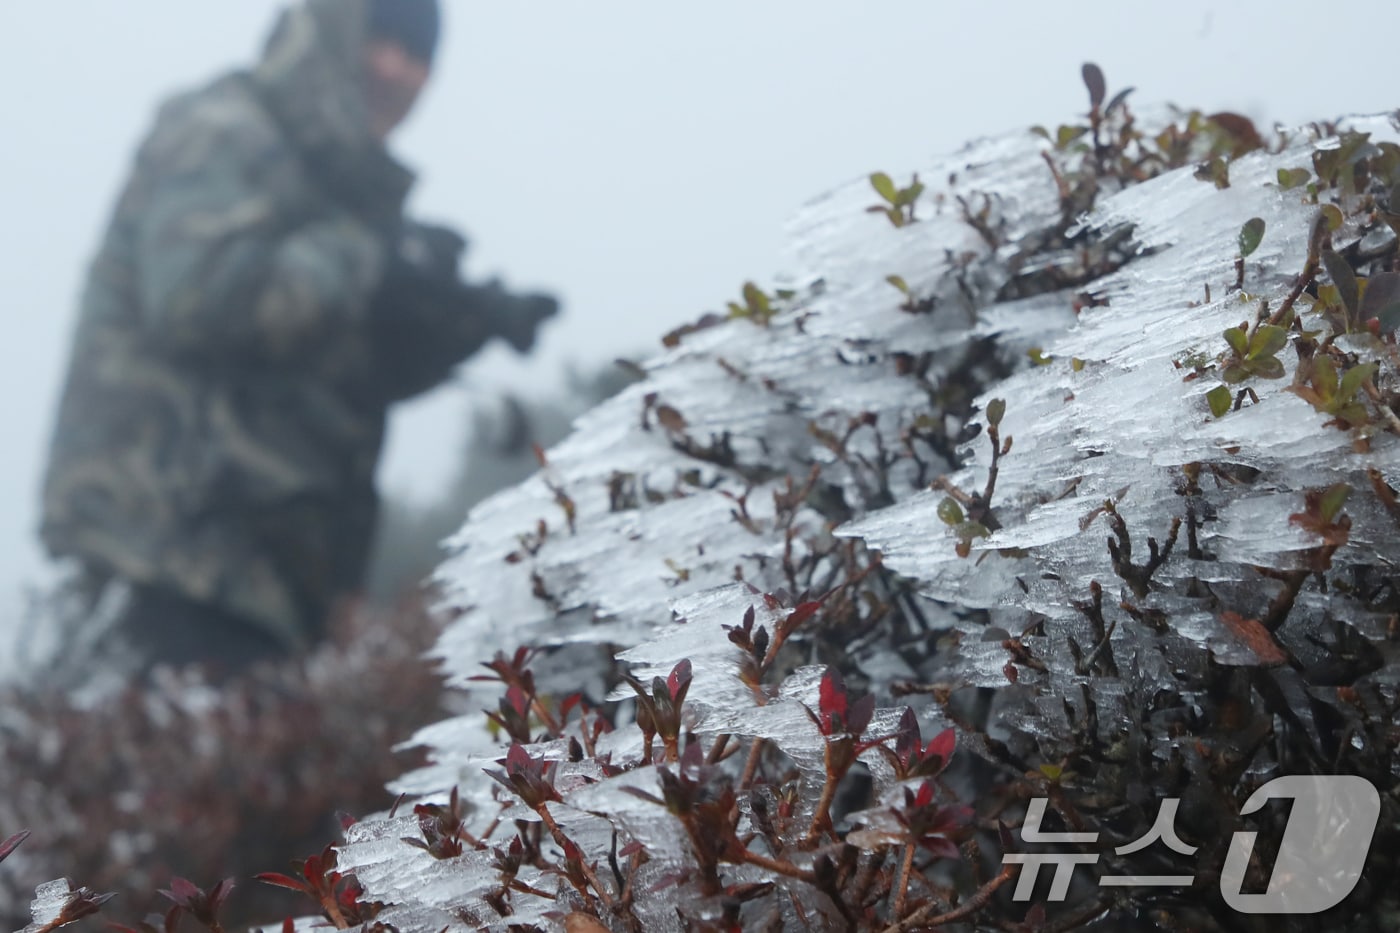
[254,873,309,894]
[1219,612,1289,666]
[848,694,875,735]
[667,659,693,700]
[159,877,201,909]
[209,878,236,910]
[894,708,919,763]
[506,686,531,716]
[817,667,847,732]
[505,743,532,773]
[925,727,956,767]
[0,830,29,864]
[782,601,822,635]
[680,739,705,770]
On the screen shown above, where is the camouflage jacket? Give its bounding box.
[41,0,497,649]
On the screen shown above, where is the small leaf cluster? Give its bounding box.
[725,280,777,325]
[1221,323,1289,383]
[625,658,693,763]
[1291,358,1377,428]
[867,171,924,227]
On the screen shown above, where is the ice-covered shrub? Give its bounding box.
[330,69,1400,931]
[9,66,1400,932]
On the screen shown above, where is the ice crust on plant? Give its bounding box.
[24,879,73,932]
[334,108,1400,930]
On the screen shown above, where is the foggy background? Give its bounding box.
[2,1,1396,664]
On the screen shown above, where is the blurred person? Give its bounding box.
[36,0,557,684]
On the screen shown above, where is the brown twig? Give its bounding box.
[739,848,818,885]
[892,841,916,921]
[1257,568,1312,633]
[804,761,842,845]
[1106,508,1180,598]
[740,736,766,790]
[1269,254,1319,326]
[537,806,615,912]
[879,864,1016,932]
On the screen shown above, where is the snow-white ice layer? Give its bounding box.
[337,113,1400,930]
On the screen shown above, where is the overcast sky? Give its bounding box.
[1,1,1397,641]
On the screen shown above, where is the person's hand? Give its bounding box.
[495,292,559,354]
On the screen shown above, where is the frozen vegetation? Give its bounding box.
[329,72,1400,930]
[11,70,1400,932]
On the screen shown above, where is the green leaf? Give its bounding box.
[1030,125,1052,141]
[1335,131,1372,166]
[1312,356,1339,399]
[1319,484,1351,523]
[1223,326,1249,358]
[1056,125,1088,149]
[1195,157,1230,189]
[870,172,898,205]
[1320,203,1344,232]
[1335,402,1369,426]
[1338,362,1378,402]
[1238,217,1266,258]
[896,181,925,208]
[1081,62,1106,109]
[1314,147,1342,186]
[1071,357,1086,372]
[1247,324,1288,360]
[1221,363,1251,384]
[1039,763,1064,782]
[1277,167,1312,190]
[1028,348,1054,366]
[1321,249,1359,315]
[986,398,1006,428]
[1316,282,1342,310]
[1246,355,1285,379]
[1207,385,1233,418]
[886,274,911,295]
[954,521,990,542]
[937,497,964,527]
[1359,272,1400,322]
[743,282,771,319]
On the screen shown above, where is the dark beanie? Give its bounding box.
[367,0,441,65]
